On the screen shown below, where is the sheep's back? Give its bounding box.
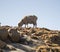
[26,16,37,24]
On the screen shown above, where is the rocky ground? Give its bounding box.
[0,26,60,52]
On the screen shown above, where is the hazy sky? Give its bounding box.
[0,0,60,30]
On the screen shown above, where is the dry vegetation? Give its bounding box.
[0,25,60,52]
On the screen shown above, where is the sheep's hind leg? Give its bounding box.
[27,24,28,28]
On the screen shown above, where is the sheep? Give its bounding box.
[18,15,37,28]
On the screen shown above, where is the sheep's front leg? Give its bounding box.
[25,24,28,28]
[25,24,26,28]
[35,23,37,28]
[33,24,34,28]
[33,24,37,28]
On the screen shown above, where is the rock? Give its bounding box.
[0,40,6,49]
[8,28,20,42]
[0,28,9,41]
[31,29,36,33]
[50,35,60,45]
[0,49,3,52]
[35,32,43,36]
[7,44,16,50]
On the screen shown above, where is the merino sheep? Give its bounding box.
[18,15,37,28]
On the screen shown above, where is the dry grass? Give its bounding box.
[0,26,60,52]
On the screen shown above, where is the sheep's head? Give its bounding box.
[18,20,23,27]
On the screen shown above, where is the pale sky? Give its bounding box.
[0,0,60,30]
